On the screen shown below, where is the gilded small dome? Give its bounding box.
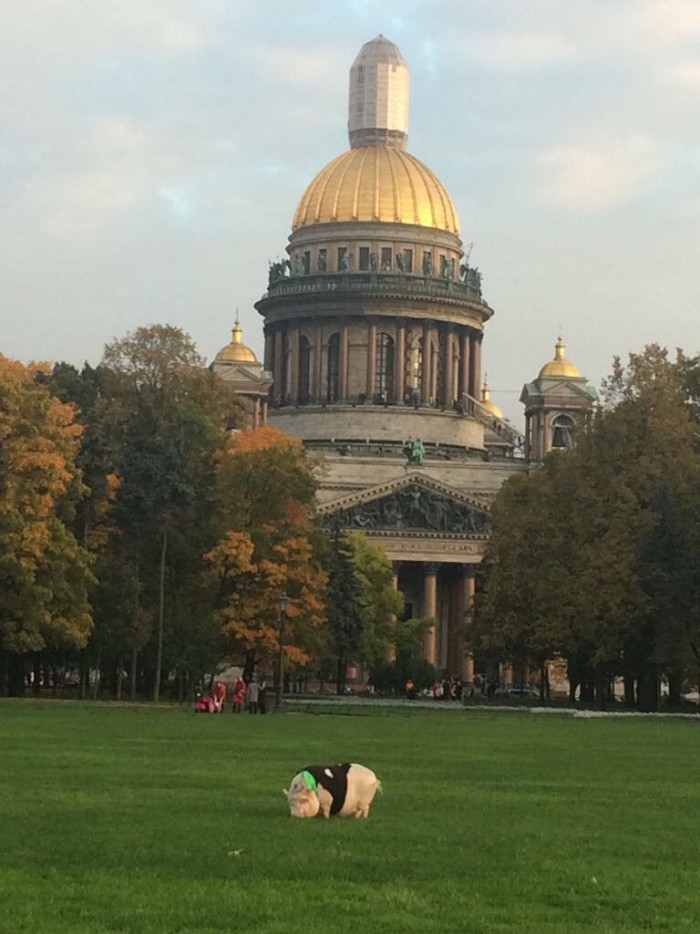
[481,379,504,419]
[215,321,258,364]
[539,337,580,379]
[292,146,459,233]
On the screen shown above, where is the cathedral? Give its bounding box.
[213,36,596,681]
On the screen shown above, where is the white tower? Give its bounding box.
[348,35,410,150]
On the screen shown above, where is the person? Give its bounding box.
[247,677,259,714]
[405,678,415,699]
[231,676,247,713]
[258,677,267,714]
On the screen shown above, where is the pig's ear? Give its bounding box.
[282,789,290,798]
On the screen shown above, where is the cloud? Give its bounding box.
[537,135,664,214]
[667,60,700,89]
[467,31,579,72]
[633,0,700,40]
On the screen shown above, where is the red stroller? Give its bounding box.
[194,681,227,713]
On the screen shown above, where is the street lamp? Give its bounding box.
[274,592,290,713]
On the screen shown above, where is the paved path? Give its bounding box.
[286,696,700,719]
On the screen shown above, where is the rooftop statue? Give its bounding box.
[404,437,425,467]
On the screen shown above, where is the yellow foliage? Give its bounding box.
[227,424,304,453]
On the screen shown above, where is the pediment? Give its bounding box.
[320,472,491,536]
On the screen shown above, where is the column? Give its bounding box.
[394,322,405,402]
[444,329,454,407]
[460,330,470,399]
[263,332,274,373]
[366,321,377,400]
[473,333,482,400]
[339,324,349,401]
[423,563,438,666]
[461,567,476,683]
[421,323,432,407]
[261,399,268,424]
[253,397,261,428]
[313,326,323,403]
[289,327,300,401]
[273,329,284,400]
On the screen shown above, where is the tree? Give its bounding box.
[0,356,93,694]
[347,532,404,670]
[476,344,700,710]
[102,325,231,700]
[325,529,365,694]
[209,426,326,677]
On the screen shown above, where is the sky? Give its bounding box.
[2,0,699,426]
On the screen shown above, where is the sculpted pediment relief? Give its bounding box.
[323,481,491,535]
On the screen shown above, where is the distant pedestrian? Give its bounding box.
[232,676,247,713]
[258,678,267,714]
[247,677,259,714]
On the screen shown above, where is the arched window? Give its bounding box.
[327,333,340,402]
[551,414,575,449]
[298,335,311,403]
[375,333,394,401]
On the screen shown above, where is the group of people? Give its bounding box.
[404,677,464,701]
[231,675,267,714]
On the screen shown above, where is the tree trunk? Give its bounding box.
[153,526,168,703]
[637,661,659,711]
[130,646,138,701]
[336,657,347,696]
[0,652,8,696]
[623,674,635,708]
[8,654,25,696]
[32,657,42,695]
[667,669,682,707]
[91,654,101,700]
[116,657,123,701]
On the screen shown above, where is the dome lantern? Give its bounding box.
[348,35,409,150]
[538,336,581,379]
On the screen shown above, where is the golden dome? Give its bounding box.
[539,337,580,379]
[292,146,459,233]
[481,379,504,419]
[215,320,258,364]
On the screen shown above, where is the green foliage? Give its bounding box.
[477,344,700,709]
[347,532,404,668]
[325,530,365,693]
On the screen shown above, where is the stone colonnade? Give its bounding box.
[265,318,483,407]
[395,560,476,680]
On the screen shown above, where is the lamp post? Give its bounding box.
[274,592,290,713]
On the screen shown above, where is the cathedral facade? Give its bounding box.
[217,36,596,681]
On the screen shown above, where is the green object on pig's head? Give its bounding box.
[301,770,317,791]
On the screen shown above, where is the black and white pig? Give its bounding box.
[283,762,381,819]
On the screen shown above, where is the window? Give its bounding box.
[317,248,327,272]
[359,247,370,271]
[375,333,395,401]
[381,247,392,271]
[337,247,350,270]
[302,251,310,275]
[327,333,340,402]
[551,414,575,449]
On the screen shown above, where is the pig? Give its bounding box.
[283,762,381,819]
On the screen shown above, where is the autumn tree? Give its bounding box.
[0,356,93,694]
[208,426,326,679]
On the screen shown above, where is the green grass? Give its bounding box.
[1,701,699,933]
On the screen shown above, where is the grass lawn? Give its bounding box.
[1,701,699,933]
